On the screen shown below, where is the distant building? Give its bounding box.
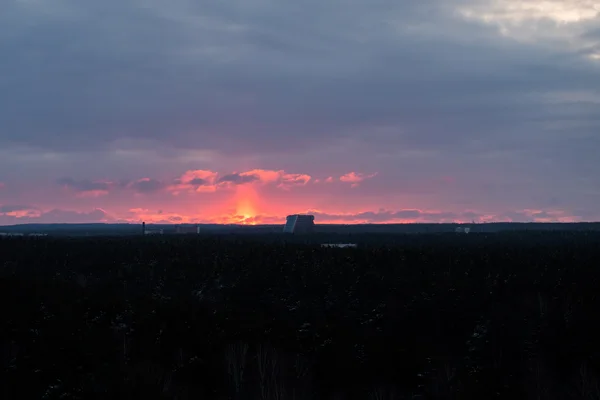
[283,214,315,233]
[142,221,163,235]
[321,243,357,248]
[455,226,471,234]
[176,224,200,234]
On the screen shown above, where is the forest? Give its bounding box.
[2,231,600,399]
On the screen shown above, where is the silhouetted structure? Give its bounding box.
[283,214,315,233]
[176,224,200,234]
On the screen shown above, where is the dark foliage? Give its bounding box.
[1,232,600,399]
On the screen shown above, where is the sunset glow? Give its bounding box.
[0,0,599,225]
[234,186,259,224]
[0,163,594,225]
[0,165,595,225]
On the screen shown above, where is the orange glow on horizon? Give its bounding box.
[118,205,583,225]
[234,184,259,224]
[4,168,588,225]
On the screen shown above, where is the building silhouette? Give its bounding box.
[176,224,200,234]
[283,214,315,233]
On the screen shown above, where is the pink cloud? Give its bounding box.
[167,170,219,194]
[0,206,112,224]
[0,202,589,225]
[236,169,311,188]
[278,173,311,189]
[168,168,313,193]
[75,190,110,198]
[0,205,42,219]
[339,172,378,187]
[55,168,316,199]
[240,169,281,183]
[127,208,187,223]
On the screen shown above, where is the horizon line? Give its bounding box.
[2,221,600,228]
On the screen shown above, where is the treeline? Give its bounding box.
[2,222,600,237]
[1,233,600,399]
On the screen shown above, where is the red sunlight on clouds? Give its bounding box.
[233,184,260,225]
[236,169,311,188]
[118,205,582,226]
[0,167,589,225]
[165,169,313,196]
[76,190,110,198]
[339,172,377,188]
[240,169,280,183]
[167,170,218,194]
[4,209,42,219]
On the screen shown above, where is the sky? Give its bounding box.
[1,0,599,225]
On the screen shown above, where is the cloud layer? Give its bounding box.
[1,0,599,224]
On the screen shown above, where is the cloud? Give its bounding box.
[57,178,111,192]
[456,0,600,60]
[35,208,113,223]
[127,208,185,224]
[278,173,311,188]
[218,173,260,185]
[50,168,317,200]
[119,205,587,225]
[0,204,40,218]
[339,172,378,187]
[0,206,111,225]
[458,0,599,24]
[188,178,208,185]
[57,178,114,197]
[306,207,583,224]
[309,209,459,223]
[219,169,312,189]
[165,168,312,194]
[234,169,311,188]
[238,170,281,184]
[127,178,165,193]
[2,0,597,158]
[0,204,35,213]
[166,170,218,194]
[0,202,587,225]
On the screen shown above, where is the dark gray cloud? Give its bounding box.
[35,208,111,223]
[58,176,167,194]
[57,178,112,192]
[128,178,164,193]
[2,0,599,156]
[188,178,208,186]
[218,173,259,185]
